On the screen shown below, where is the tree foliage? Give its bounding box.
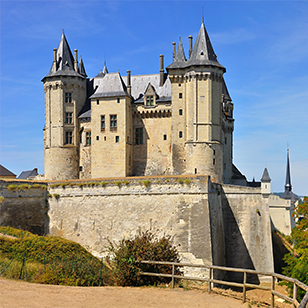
[283,197,308,300]
[108,230,181,286]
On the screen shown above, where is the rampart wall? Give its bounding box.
[0,176,274,277]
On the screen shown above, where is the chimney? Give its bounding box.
[172,42,176,61]
[127,70,131,96]
[189,35,193,58]
[53,48,57,71]
[159,55,164,86]
[74,49,78,71]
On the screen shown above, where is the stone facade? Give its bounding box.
[42,22,238,185]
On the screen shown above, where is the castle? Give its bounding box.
[43,21,245,185]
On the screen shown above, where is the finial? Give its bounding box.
[202,5,204,24]
[179,36,181,42]
[62,29,64,35]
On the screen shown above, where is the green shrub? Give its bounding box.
[177,178,184,184]
[7,184,18,191]
[184,179,191,185]
[53,193,60,200]
[142,180,151,187]
[19,184,31,189]
[101,181,108,187]
[123,180,129,186]
[115,181,121,187]
[108,230,181,286]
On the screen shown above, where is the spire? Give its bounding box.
[174,37,186,63]
[43,31,84,79]
[102,61,109,75]
[189,21,217,63]
[281,149,294,200]
[285,149,292,192]
[261,166,271,182]
[78,56,87,77]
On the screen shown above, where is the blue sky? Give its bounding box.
[0,0,307,196]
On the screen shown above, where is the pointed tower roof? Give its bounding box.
[167,21,225,71]
[78,56,87,77]
[174,38,186,63]
[43,31,84,80]
[281,149,295,200]
[261,166,271,182]
[95,62,109,78]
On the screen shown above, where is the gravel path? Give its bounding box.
[0,278,248,308]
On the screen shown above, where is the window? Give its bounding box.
[79,166,83,172]
[115,136,119,143]
[97,99,99,105]
[179,93,182,99]
[65,112,73,124]
[86,131,91,146]
[110,115,117,131]
[213,149,215,155]
[101,115,105,131]
[179,109,183,116]
[213,158,216,165]
[179,131,183,138]
[225,137,227,144]
[135,127,143,145]
[178,83,181,87]
[146,95,154,106]
[96,136,99,141]
[65,131,73,144]
[117,98,120,104]
[65,93,72,103]
[163,134,167,140]
[195,168,197,174]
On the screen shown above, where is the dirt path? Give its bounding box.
[0,278,249,308]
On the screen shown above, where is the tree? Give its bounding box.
[283,197,308,300]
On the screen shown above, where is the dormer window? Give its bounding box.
[146,95,154,106]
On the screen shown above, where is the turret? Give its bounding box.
[42,31,87,180]
[167,21,227,183]
[261,166,271,197]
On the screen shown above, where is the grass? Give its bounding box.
[0,227,112,286]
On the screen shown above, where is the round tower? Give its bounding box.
[42,32,87,180]
[167,22,226,183]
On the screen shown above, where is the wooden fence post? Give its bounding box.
[243,271,247,303]
[172,264,175,288]
[293,282,297,308]
[271,275,275,308]
[208,267,212,294]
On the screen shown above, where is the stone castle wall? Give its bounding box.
[0,180,48,235]
[0,176,274,276]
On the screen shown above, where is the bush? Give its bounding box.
[282,196,308,301]
[108,230,181,286]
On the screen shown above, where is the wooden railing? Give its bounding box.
[140,261,308,308]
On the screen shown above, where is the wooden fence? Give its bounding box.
[140,261,308,308]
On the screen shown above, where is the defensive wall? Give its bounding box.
[0,176,274,280]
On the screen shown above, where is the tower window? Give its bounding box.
[179,93,182,99]
[146,95,154,106]
[79,166,83,172]
[195,168,197,174]
[179,109,183,116]
[65,112,73,124]
[110,115,117,131]
[96,136,99,141]
[101,115,105,131]
[213,158,216,165]
[86,131,91,146]
[213,149,215,155]
[135,127,143,145]
[179,131,183,138]
[65,131,73,144]
[97,99,99,105]
[65,93,72,103]
[163,134,167,140]
[115,136,119,143]
[117,98,120,104]
[178,83,181,87]
[225,137,227,144]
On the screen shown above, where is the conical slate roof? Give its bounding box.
[261,167,271,182]
[281,149,296,200]
[43,31,84,79]
[78,56,87,77]
[174,39,186,63]
[167,21,225,71]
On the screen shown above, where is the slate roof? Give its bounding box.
[261,167,271,182]
[17,168,38,179]
[90,72,128,98]
[167,22,225,71]
[43,31,85,79]
[0,165,16,177]
[78,109,91,119]
[281,149,296,201]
